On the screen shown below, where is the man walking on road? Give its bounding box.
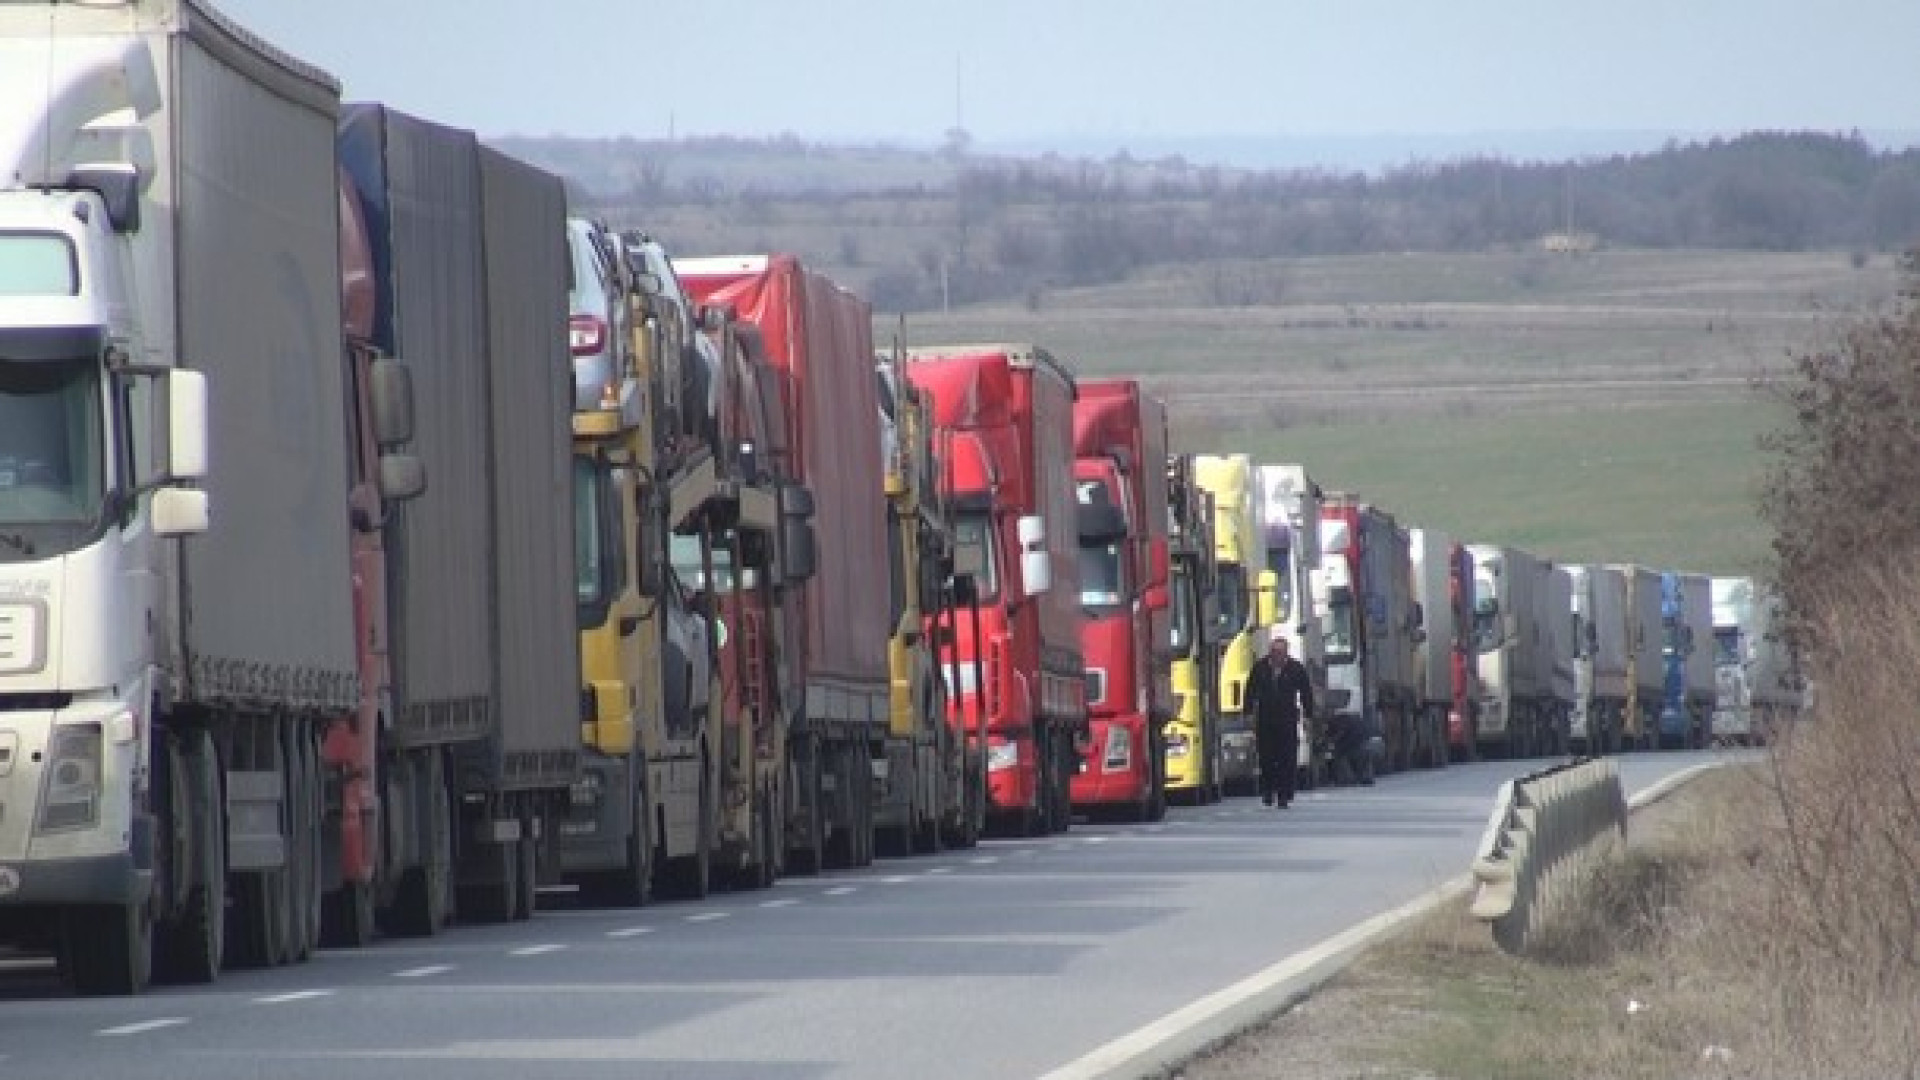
[1245,627,1314,808]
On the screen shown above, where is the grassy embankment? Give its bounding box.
[1181,569,1920,1079]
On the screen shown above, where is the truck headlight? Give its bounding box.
[569,771,604,809]
[38,724,102,833]
[1102,725,1130,771]
[988,740,1020,772]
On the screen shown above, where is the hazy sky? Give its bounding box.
[219,0,1919,161]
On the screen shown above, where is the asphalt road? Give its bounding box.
[0,752,1727,1079]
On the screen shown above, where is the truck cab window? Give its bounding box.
[952,512,998,600]
[0,357,104,536]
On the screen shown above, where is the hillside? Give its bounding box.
[495,132,1909,574]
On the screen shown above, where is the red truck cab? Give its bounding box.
[1068,380,1171,820]
[907,345,1084,836]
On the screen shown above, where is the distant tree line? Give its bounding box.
[520,130,1920,311]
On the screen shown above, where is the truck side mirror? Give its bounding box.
[165,369,208,481]
[1148,538,1169,590]
[635,485,664,599]
[378,453,426,502]
[151,487,208,537]
[781,483,817,584]
[1021,550,1052,597]
[369,358,416,446]
[1018,514,1051,597]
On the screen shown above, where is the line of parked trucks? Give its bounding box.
[0,0,1800,996]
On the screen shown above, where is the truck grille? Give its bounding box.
[0,602,46,675]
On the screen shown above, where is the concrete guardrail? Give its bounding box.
[1469,756,1628,954]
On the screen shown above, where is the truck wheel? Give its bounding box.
[663,770,713,899]
[66,902,153,996]
[460,833,520,925]
[321,882,375,949]
[156,729,225,984]
[787,750,825,876]
[225,867,286,970]
[288,729,320,961]
[749,795,779,889]
[604,784,655,906]
[514,814,539,921]
[856,747,878,866]
[383,751,451,938]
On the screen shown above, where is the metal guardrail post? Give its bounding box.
[1469,758,1627,954]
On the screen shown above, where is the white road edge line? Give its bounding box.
[1038,760,1732,1080]
[97,1018,190,1037]
[394,965,454,978]
[510,944,567,957]
[253,989,335,1005]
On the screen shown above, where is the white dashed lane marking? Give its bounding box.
[686,912,729,923]
[510,944,567,957]
[824,886,857,896]
[761,898,799,908]
[254,989,334,1005]
[606,927,654,939]
[98,1018,189,1037]
[394,965,454,979]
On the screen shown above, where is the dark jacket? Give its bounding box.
[1246,654,1314,730]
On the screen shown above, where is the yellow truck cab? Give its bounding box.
[1163,455,1224,803]
[1195,455,1261,797]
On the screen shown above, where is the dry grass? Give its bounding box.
[1177,637,1920,1080]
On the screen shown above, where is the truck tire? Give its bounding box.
[662,769,713,900]
[514,811,539,921]
[383,750,452,937]
[745,794,778,890]
[66,901,153,996]
[459,831,520,925]
[156,729,225,984]
[288,728,320,961]
[321,882,375,949]
[593,783,655,907]
[225,868,284,970]
[786,748,825,876]
[854,745,877,866]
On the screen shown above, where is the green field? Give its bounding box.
[876,248,1858,576]
[1198,400,1782,575]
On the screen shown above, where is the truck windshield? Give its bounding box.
[671,533,738,593]
[1265,545,1294,622]
[953,512,998,601]
[1714,627,1741,666]
[1170,568,1196,656]
[1078,539,1127,614]
[1324,585,1356,663]
[0,358,105,542]
[1213,563,1249,636]
[1473,591,1500,653]
[0,233,78,296]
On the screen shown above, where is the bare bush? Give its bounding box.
[1760,248,1920,654]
